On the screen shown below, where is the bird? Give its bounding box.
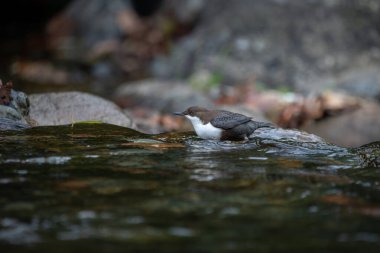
[174,106,274,141]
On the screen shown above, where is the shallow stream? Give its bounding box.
[1,123,380,252]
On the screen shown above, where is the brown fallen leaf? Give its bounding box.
[57,179,90,190]
[320,194,360,206]
[277,92,360,128]
[122,142,185,150]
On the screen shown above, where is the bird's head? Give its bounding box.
[173,106,209,117]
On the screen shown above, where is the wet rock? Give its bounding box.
[254,127,325,144]
[355,142,380,168]
[29,92,133,127]
[9,89,30,119]
[114,79,213,112]
[0,80,29,119]
[302,100,380,147]
[0,80,31,130]
[0,117,30,130]
[152,0,380,92]
[0,105,24,122]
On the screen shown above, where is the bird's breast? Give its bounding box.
[193,122,222,140]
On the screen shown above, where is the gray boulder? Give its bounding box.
[29,92,133,127]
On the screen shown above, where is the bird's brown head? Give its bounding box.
[173,106,209,117]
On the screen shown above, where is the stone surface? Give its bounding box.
[0,105,25,122]
[0,81,31,130]
[9,89,30,118]
[113,79,213,112]
[0,117,30,130]
[29,92,133,127]
[302,100,380,147]
[255,127,325,144]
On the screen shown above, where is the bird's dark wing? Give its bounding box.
[210,110,252,129]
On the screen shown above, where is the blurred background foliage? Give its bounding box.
[1,0,380,146]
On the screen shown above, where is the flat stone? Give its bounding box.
[29,92,133,127]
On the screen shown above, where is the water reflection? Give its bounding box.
[4,156,72,165]
[0,218,40,244]
[190,168,222,182]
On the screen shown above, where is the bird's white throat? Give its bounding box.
[185,115,222,140]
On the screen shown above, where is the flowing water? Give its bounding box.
[0,123,380,252]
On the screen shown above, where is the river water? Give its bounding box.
[1,123,380,252]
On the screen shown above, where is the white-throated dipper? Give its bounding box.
[174,106,273,141]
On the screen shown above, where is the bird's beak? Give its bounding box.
[173,111,184,116]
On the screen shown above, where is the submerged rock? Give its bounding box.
[29,92,134,127]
